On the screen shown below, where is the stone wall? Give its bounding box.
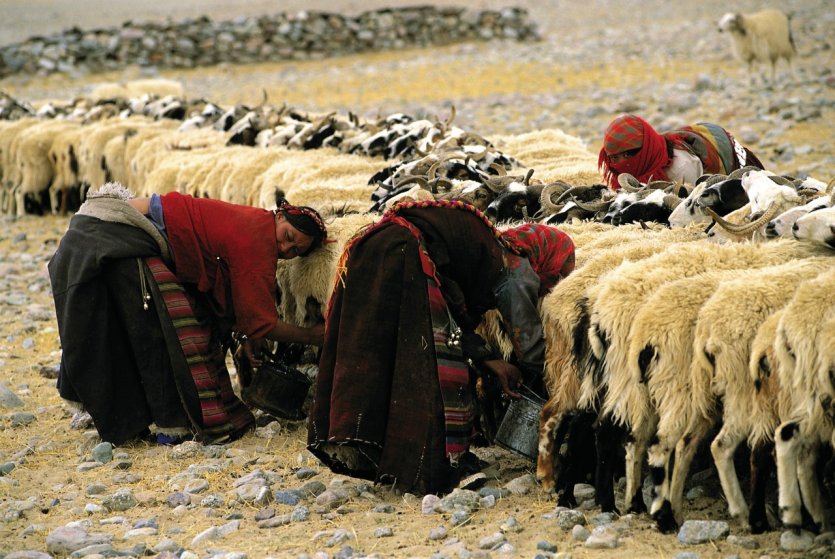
[0,6,539,78]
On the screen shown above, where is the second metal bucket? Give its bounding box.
[494,387,546,461]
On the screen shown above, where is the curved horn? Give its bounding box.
[444,105,456,128]
[570,196,612,212]
[524,168,535,186]
[433,177,455,194]
[618,173,643,192]
[702,174,729,188]
[539,182,569,212]
[257,88,268,108]
[662,194,682,210]
[552,184,590,205]
[428,160,440,181]
[705,202,781,235]
[489,162,507,176]
[483,178,508,194]
[468,147,489,162]
[393,175,430,190]
[727,165,760,180]
[646,180,674,190]
[767,174,794,187]
[797,188,827,199]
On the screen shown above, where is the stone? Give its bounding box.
[0,382,25,408]
[556,509,586,530]
[573,483,595,502]
[90,442,113,464]
[571,524,590,542]
[504,473,536,495]
[421,494,440,514]
[677,520,730,545]
[726,534,759,549]
[374,527,393,538]
[191,526,219,545]
[102,489,137,512]
[274,490,302,505]
[478,531,507,550]
[584,526,619,549]
[780,529,815,552]
[537,541,558,552]
[428,526,447,541]
[46,526,112,554]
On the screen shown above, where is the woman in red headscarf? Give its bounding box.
[49,184,328,446]
[308,199,574,495]
[598,114,764,190]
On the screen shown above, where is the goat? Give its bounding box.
[646,258,833,533]
[792,206,835,248]
[772,267,835,532]
[718,9,796,85]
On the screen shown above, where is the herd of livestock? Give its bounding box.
[1,81,834,536]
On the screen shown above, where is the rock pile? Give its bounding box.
[0,6,539,78]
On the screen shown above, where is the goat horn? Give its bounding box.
[797,188,827,199]
[413,139,431,158]
[489,162,507,176]
[433,177,455,193]
[469,147,489,162]
[646,180,673,190]
[618,173,643,191]
[702,173,729,188]
[524,168,535,186]
[705,202,780,235]
[539,182,568,212]
[552,184,589,205]
[483,178,509,194]
[428,161,440,181]
[825,177,835,195]
[767,175,794,187]
[727,165,760,180]
[393,175,430,190]
[662,194,682,210]
[444,105,456,128]
[570,196,612,212]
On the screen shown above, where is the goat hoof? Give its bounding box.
[627,495,647,514]
[749,509,770,534]
[652,500,678,534]
[557,492,577,509]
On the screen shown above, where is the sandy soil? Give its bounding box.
[1,1,834,558]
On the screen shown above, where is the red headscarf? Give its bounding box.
[502,223,575,296]
[598,114,670,190]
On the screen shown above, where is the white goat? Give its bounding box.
[718,9,796,84]
[772,267,835,532]
[792,205,835,248]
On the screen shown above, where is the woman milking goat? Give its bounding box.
[49,182,327,445]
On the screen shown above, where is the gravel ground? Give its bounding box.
[1,1,834,559]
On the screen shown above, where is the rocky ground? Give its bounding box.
[1,1,834,558]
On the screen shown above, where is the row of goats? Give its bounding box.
[4,85,835,534]
[528,222,835,535]
[272,170,835,537]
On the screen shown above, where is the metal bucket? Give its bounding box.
[494,387,545,461]
[243,359,312,421]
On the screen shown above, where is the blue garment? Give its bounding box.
[147,194,169,243]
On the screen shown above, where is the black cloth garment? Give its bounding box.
[308,206,506,494]
[49,215,195,444]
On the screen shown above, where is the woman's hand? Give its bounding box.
[307,322,325,346]
[244,337,269,368]
[482,359,522,400]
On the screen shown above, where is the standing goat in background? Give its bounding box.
[717,9,796,85]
